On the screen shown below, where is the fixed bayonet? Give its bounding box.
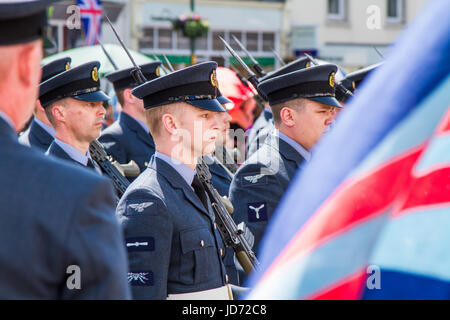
[221,53,250,88]
[163,54,174,72]
[98,40,118,71]
[231,34,266,77]
[373,46,385,59]
[105,14,147,85]
[304,53,353,100]
[219,36,261,90]
[272,48,286,66]
[151,54,170,74]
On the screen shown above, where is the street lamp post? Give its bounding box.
[190,0,196,65]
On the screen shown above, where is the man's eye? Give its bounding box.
[201,114,209,118]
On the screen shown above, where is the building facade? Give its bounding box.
[283,0,429,70]
[45,0,430,72]
[131,0,284,69]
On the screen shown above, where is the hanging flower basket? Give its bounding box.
[172,13,209,38]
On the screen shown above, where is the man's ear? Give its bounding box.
[51,103,66,123]
[279,106,295,127]
[161,112,178,136]
[17,42,41,89]
[123,88,137,104]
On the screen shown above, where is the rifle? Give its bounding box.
[89,140,139,197]
[196,157,260,275]
[271,48,286,66]
[219,37,268,99]
[304,53,353,101]
[231,35,266,78]
[162,54,175,72]
[98,40,119,71]
[105,14,147,85]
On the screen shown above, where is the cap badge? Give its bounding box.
[65,62,71,71]
[329,72,335,88]
[352,81,356,90]
[92,66,99,82]
[305,61,311,68]
[210,70,219,88]
[155,66,160,77]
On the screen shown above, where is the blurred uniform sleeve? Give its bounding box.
[60,178,131,299]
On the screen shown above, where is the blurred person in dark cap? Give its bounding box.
[19,57,71,151]
[0,0,130,299]
[229,65,341,266]
[99,62,162,180]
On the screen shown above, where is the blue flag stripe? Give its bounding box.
[351,75,450,178]
[368,205,450,283]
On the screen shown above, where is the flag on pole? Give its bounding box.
[77,0,103,46]
[247,0,450,300]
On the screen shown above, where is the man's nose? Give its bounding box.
[222,111,232,123]
[98,104,106,116]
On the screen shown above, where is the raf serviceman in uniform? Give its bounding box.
[0,0,130,299]
[336,62,382,104]
[246,57,311,159]
[207,93,234,197]
[19,57,71,150]
[40,61,109,172]
[99,62,162,179]
[229,64,341,258]
[117,62,233,300]
[205,94,240,285]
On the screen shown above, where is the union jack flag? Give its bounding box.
[77,0,103,45]
[247,0,450,300]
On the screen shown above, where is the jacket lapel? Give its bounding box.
[265,133,305,167]
[30,120,53,149]
[120,113,155,149]
[208,158,233,182]
[151,157,213,219]
[46,141,82,167]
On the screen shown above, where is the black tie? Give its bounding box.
[191,175,209,211]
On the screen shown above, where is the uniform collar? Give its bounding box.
[34,117,55,137]
[120,112,149,134]
[134,117,149,134]
[54,138,90,166]
[155,151,196,186]
[276,130,311,162]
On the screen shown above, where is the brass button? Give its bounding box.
[225,274,229,283]
[214,223,217,230]
[220,248,224,256]
[200,240,205,247]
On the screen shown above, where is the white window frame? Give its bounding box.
[386,0,404,24]
[327,0,346,21]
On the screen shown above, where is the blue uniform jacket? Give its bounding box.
[0,117,130,299]
[99,112,155,178]
[246,109,273,159]
[18,119,53,151]
[116,156,229,299]
[229,132,305,256]
[46,141,80,165]
[209,157,233,197]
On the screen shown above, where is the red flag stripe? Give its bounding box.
[306,269,367,300]
[270,147,423,270]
